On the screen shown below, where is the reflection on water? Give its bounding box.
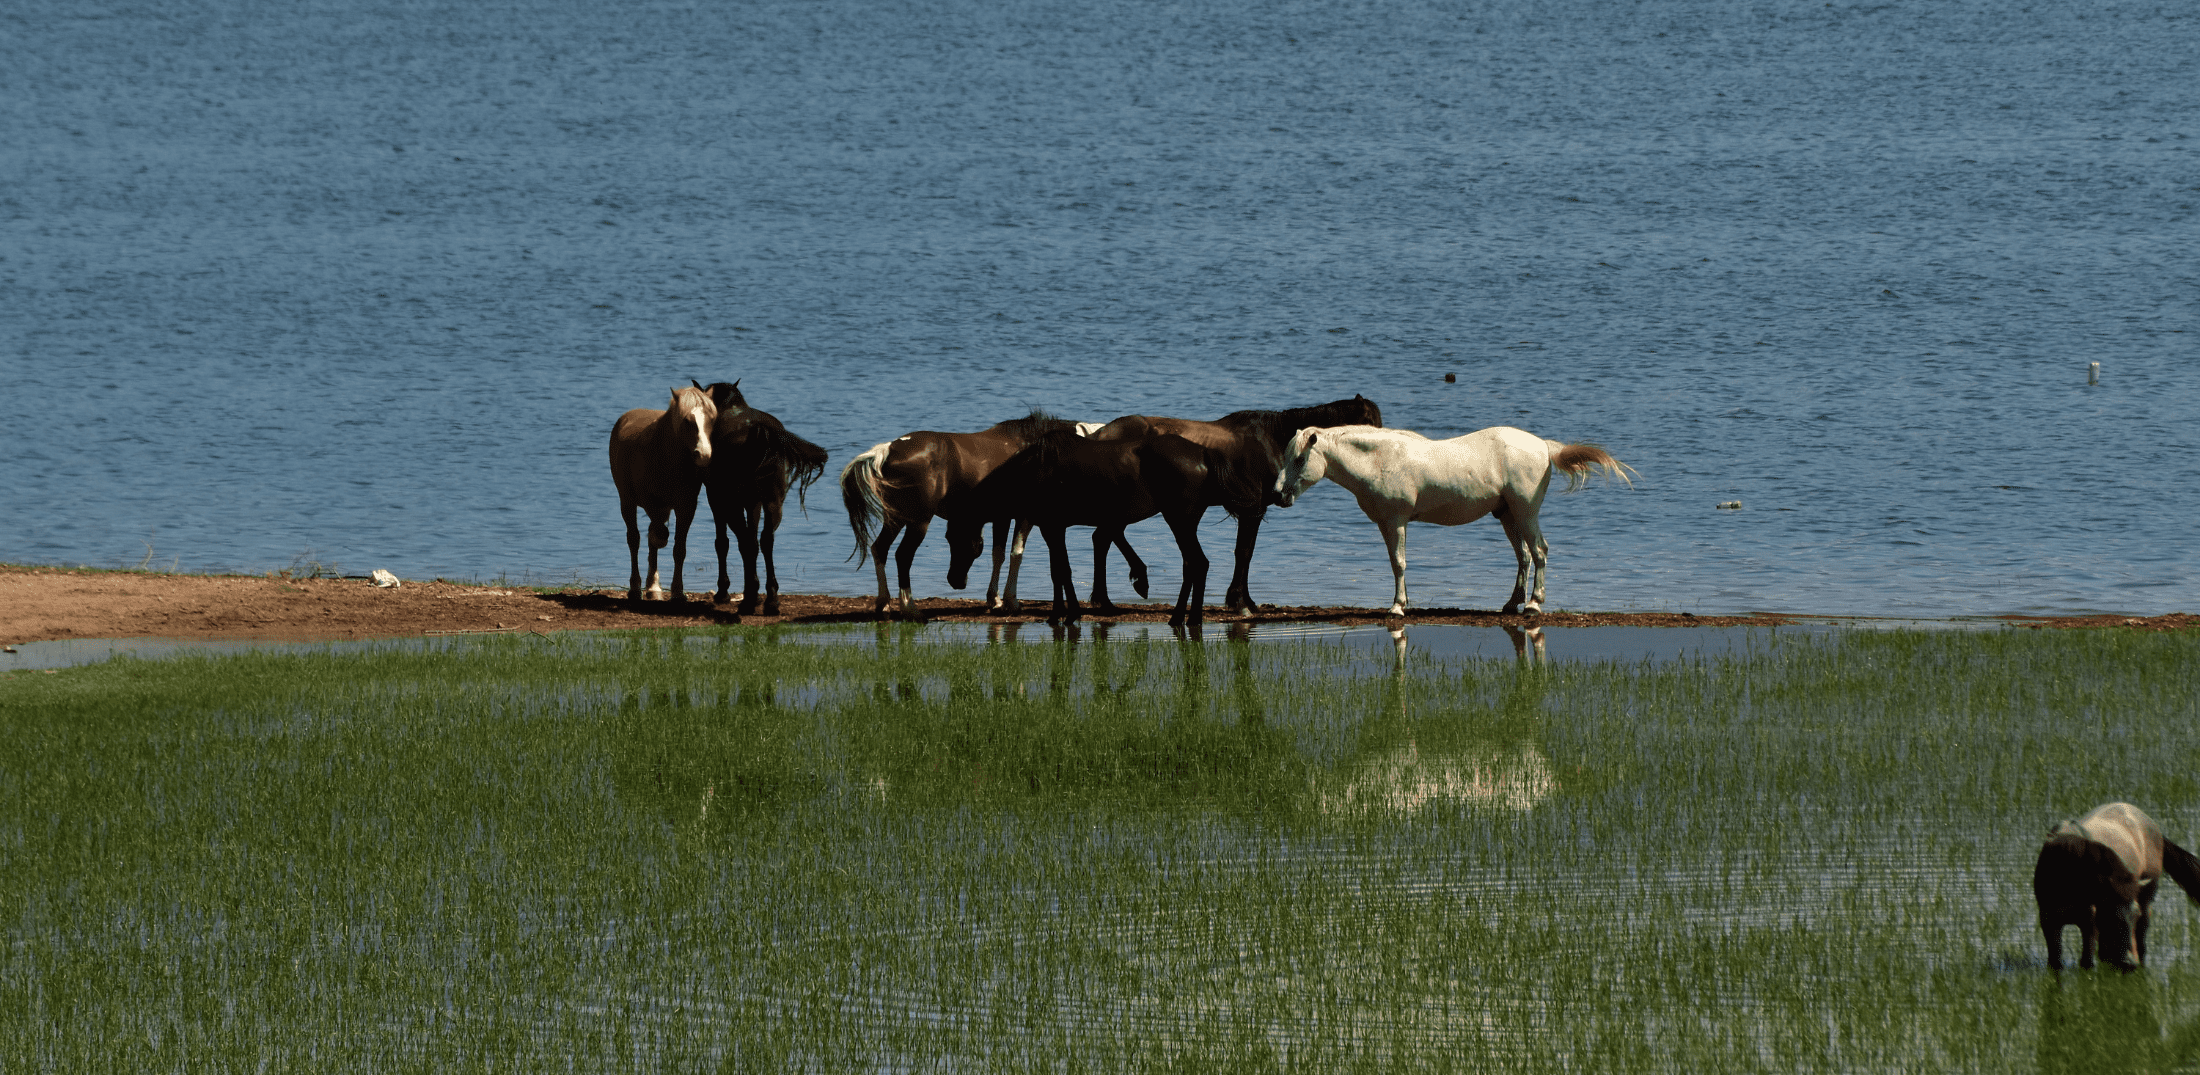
[1316,623,1558,817]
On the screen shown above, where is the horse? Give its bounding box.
[2034,802,2200,970]
[608,384,718,602]
[697,381,828,615]
[840,411,1140,617]
[1084,395,1382,612]
[1273,424,1634,616]
[942,428,1266,626]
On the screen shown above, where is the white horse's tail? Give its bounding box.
[1546,440,1637,492]
[839,441,896,565]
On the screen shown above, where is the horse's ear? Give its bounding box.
[692,378,705,391]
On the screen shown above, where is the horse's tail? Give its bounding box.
[1546,441,1638,492]
[839,441,895,565]
[2163,838,2200,903]
[754,423,830,514]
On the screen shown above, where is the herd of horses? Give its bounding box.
[609,385,1638,626]
[612,385,2200,974]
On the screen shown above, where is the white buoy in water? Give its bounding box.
[2089,361,2100,386]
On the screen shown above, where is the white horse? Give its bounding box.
[1274,425,1633,616]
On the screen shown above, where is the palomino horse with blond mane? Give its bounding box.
[608,383,718,602]
[1274,425,1634,616]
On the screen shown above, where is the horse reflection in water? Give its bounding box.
[1317,622,1557,817]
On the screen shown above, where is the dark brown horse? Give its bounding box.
[943,429,1266,626]
[608,384,718,602]
[1084,395,1382,611]
[2034,802,2200,970]
[698,381,828,615]
[840,411,1138,617]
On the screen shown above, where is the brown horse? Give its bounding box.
[840,411,1139,617]
[608,384,718,602]
[2034,802,2200,970]
[1084,395,1382,611]
[698,381,828,615]
[943,428,1266,626]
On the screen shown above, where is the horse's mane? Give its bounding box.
[1218,396,1383,450]
[985,408,1079,441]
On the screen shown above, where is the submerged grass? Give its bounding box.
[3,625,2198,1071]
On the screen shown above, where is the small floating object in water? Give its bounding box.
[1716,500,1743,510]
[2089,361,2101,386]
[370,569,402,588]
[1444,372,1457,383]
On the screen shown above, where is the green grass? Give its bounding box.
[4,625,2199,1071]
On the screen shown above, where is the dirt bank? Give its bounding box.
[1,565,2191,648]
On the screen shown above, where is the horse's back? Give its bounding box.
[2075,802,2166,881]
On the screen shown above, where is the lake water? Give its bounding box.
[4,0,2194,617]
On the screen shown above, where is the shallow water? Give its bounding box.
[0,618,1851,671]
[4,0,2194,617]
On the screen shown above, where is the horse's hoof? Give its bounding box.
[712,591,732,605]
[1132,579,1151,599]
[762,598,780,616]
[1090,602,1122,616]
[737,599,759,616]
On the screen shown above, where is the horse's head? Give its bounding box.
[943,515,987,590]
[699,379,748,414]
[668,385,718,468]
[1339,394,1383,428]
[1274,428,1330,507]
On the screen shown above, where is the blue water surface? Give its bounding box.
[3,0,2194,616]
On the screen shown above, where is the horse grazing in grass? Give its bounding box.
[2035,802,2200,971]
[1083,395,1383,612]
[609,384,718,602]
[697,381,828,615]
[840,411,1140,617]
[1274,425,1634,616]
[944,429,1266,626]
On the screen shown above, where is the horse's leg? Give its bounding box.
[894,517,931,618]
[1088,527,1119,613]
[869,523,902,614]
[1116,533,1149,600]
[2137,882,2158,965]
[1043,524,1079,624]
[1494,505,1532,614]
[2079,913,2099,969]
[1001,521,1030,613]
[623,500,645,601]
[712,513,733,605]
[759,501,785,615]
[1224,506,1266,612]
[984,519,1009,612]
[735,503,763,615]
[669,500,697,602]
[2041,915,2065,970]
[1164,509,1210,627]
[643,508,671,600]
[1500,494,1553,614]
[1379,517,1410,617]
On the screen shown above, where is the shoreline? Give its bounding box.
[2,565,2192,648]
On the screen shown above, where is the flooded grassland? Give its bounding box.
[4,625,2198,1071]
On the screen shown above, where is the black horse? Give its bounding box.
[2034,802,2200,970]
[943,429,1265,626]
[1083,395,1382,611]
[698,381,828,615]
